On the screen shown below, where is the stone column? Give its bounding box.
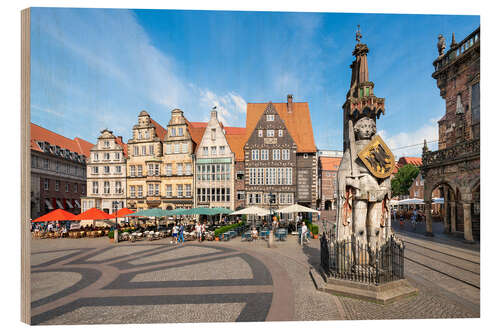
[450,201,457,233]
[443,199,450,233]
[425,201,433,237]
[463,201,474,243]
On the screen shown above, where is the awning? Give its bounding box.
[75,200,81,208]
[56,199,64,209]
[66,199,74,209]
[45,199,54,210]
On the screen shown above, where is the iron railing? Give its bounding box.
[320,233,405,285]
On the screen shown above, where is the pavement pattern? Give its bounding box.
[30,232,479,325]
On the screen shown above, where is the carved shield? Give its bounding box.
[357,135,395,179]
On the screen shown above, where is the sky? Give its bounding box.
[30,8,479,158]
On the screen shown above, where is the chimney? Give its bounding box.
[287,94,293,113]
[210,106,218,120]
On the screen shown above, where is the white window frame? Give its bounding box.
[267,129,275,137]
[258,130,263,137]
[266,114,275,121]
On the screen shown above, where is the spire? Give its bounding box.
[422,139,429,155]
[348,25,370,98]
[451,32,457,48]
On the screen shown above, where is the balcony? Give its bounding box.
[422,138,479,169]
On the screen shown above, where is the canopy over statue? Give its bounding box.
[336,26,395,266]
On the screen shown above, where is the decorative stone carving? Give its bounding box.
[437,34,446,56]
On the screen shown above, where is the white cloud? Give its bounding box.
[378,119,439,159]
[31,104,64,118]
[199,89,247,126]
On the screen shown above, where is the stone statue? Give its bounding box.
[437,34,446,56]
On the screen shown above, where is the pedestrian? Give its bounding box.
[195,222,202,242]
[201,222,206,241]
[251,227,258,241]
[301,222,309,245]
[178,223,185,244]
[172,224,179,244]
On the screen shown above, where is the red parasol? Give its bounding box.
[71,207,114,220]
[111,207,135,218]
[32,209,76,222]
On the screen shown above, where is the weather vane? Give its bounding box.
[356,24,362,43]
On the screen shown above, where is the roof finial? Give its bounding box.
[356,24,362,43]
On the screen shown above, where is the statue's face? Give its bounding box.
[354,117,376,140]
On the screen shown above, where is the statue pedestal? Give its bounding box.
[311,266,417,304]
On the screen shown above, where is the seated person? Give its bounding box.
[251,228,258,240]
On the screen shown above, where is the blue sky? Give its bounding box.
[30,8,479,158]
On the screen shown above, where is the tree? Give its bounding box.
[391,164,420,197]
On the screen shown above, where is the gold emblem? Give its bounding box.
[358,135,395,179]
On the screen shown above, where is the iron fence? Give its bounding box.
[320,233,405,285]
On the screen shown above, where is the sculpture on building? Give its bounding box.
[336,29,395,268]
[437,34,446,56]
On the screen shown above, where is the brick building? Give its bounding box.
[30,123,93,219]
[422,27,480,242]
[318,156,341,210]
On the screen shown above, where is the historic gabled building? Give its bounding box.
[243,95,318,216]
[194,107,239,210]
[126,110,167,211]
[162,109,195,210]
[226,128,246,211]
[81,129,128,216]
[318,156,341,211]
[422,27,480,242]
[30,123,93,218]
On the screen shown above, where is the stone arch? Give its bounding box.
[324,200,333,211]
[423,178,457,236]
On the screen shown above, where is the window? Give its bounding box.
[252,149,259,160]
[115,152,120,160]
[219,146,225,155]
[185,163,192,175]
[273,149,280,160]
[182,142,188,153]
[202,147,208,156]
[471,82,480,123]
[261,149,269,160]
[55,180,60,192]
[148,184,154,196]
[267,129,274,137]
[104,152,110,160]
[92,166,99,174]
[166,184,172,197]
[74,183,78,193]
[104,166,110,174]
[237,191,245,200]
[211,146,217,156]
[278,129,283,137]
[104,181,110,194]
[137,186,143,197]
[148,164,154,176]
[166,164,172,176]
[174,143,180,153]
[155,164,159,176]
[115,181,122,194]
[137,165,143,176]
[115,165,121,173]
[282,149,290,160]
[145,131,150,139]
[138,132,142,139]
[134,146,139,156]
[65,183,69,192]
[149,145,154,155]
[177,164,183,175]
[92,181,98,194]
[171,128,176,136]
[130,165,136,177]
[93,153,99,161]
[236,171,244,180]
[166,144,171,154]
[141,146,146,156]
[155,184,159,196]
[255,193,261,204]
[178,128,183,136]
[177,184,183,197]
[304,153,308,159]
[248,193,254,204]
[130,186,136,197]
[258,130,263,137]
[185,184,192,197]
[43,159,49,169]
[266,114,274,121]
[211,128,216,140]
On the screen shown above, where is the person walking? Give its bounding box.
[178,223,185,244]
[195,222,202,242]
[300,222,309,245]
[201,222,206,242]
[172,224,179,244]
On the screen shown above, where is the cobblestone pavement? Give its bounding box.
[30,231,479,324]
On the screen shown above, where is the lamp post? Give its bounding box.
[112,201,119,243]
[268,191,275,248]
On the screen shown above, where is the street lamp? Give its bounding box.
[112,201,119,243]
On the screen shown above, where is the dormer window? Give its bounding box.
[258,130,263,137]
[266,114,274,121]
[211,128,216,141]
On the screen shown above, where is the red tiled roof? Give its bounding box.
[30,123,94,157]
[115,136,128,157]
[397,157,422,167]
[189,122,208,128]
[226,133,246,161]
[150,119,168,141]
[319,157,342,171]
[245,102,316,153]
[224,127,246,135]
